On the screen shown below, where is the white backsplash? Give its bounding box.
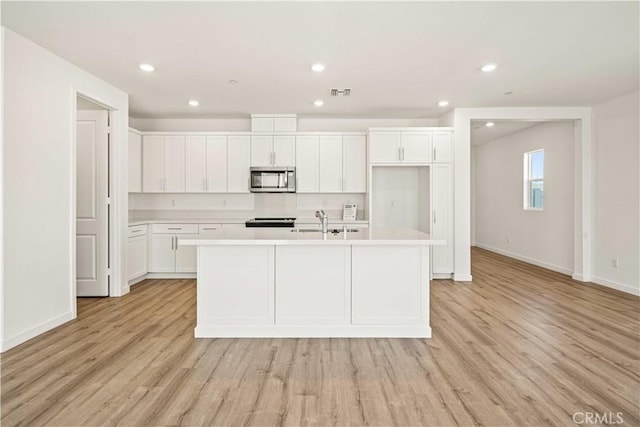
[129,193,366,221]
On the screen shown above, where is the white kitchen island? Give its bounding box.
[180,228,444,338]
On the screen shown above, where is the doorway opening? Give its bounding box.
[76,96,112,298]
[470,119,576,276]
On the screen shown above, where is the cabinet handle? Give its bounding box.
[402,147,405,161]
[168,227,182,230]
[398,147,402,161]
[201,227,218,231]
[171,236,174,250]
[433,210,437,224]
[433,147,436,161]
[273,151,276,165]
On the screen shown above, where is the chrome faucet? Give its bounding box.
[315,210,329,233]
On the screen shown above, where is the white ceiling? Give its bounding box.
[470,120,542,146]
[3,2,638,119]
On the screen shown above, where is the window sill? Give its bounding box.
[524,207,544,212]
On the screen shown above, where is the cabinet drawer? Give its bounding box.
[151,224,199,234]
[128,225,147,238]
[198,224,222,233]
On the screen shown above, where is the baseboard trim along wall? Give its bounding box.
[591,276,640,297]
[1,311,74,352]
[475,243,574,276]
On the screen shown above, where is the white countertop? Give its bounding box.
[129,218,370,227]
[179,227,444,246]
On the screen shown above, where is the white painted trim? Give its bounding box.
[0,27,5,349]
[591,277,640,296]
[475,242,573,276]
[1,311,74,352]
[453,274,473,282]
[139,131,367,136]
[195,325,431,338]
[146,273,197,279]
[572,273,585,281]
[128,127,144,135]
[250,113,297,118]
[432,273,454,280]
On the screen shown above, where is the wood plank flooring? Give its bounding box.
[2,247,639,426]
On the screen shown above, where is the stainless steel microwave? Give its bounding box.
[249,167,296,193]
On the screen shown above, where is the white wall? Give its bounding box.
[130,117,438,132]
[591,91,639,295]
[2,29,129,351]
[474,122,575,274]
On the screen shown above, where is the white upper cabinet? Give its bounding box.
[251,135,295,167]
[227,135,250,193]
[369,129,451,164]
[273,117,297,132]
[206,136,228,192]
[185,136,207,192]
[128,131,142,193]
[319,136,343,193]
[273,136,296,166]
[251,114,297,132]
[342,135,367,193]
[250,135,273,166]
[369,132,400,163]
[142,136,164,192]
[432,131,453,163]
[401,132,432,163]
[295,136,319,193]
[163,136,186,192]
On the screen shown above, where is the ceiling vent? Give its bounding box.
[330,89,351,97]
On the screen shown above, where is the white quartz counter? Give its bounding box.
[179,227,444,246]
[128,218,370,227]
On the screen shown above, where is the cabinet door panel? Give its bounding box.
[295,136,319,192]
[352,246,427,325]
[273,135,296,166]
[432,131,453,163]
[142,136,164,192]
[185,136,207,192]
[164,136,186,192]
[176,237,197,273]
[128,131,142,193]
[228,136,250,193]
[369,132,400,163]
[206,136,228,192]
[319,136,343,192]
[251,135,273,166]
[127,235,147,280]
[276,246,350,325]
[401,132,431,163]
[149,234,175,272]
[432,164,453,274]
[342,135,367,193]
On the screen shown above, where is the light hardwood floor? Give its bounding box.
[2,248,639,426]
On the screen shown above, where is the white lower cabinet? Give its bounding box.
[149,224,198,273]
[431,164,454,275]
[275,246,350,325]
[127,225,147,281]
[351,245,428,325]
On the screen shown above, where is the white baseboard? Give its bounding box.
[128,275,147,287]
[475,243,573,276]
[1,311,74,353]
[146,273,196,280]
[453,273,473,282]
[591,276,640,296]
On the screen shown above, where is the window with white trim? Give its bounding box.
[524,149,544,210]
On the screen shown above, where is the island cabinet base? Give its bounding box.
[195,244,432,338]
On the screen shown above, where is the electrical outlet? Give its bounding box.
[223,199,227,207]
[611,258,619,268]
[171,199,176,207]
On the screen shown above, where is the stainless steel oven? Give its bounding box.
[249,167,296,193]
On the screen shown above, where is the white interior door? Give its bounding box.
[76,110,109,297]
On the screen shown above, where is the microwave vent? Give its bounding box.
[330,89,351,97]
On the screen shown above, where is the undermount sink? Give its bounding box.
[291,228,360,233]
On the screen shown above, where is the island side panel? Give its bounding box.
[352,245,430,333]
[275,245,351,326]
[195,245,275,335]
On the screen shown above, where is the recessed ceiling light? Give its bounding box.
[188,100,199,107]
[311,63,326,72]
[228,79,238,85]
[139,63,155,72]
[481,63,497,72]
[438,100,449,107]
[314,100,324,107]
[486,122,495,127]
